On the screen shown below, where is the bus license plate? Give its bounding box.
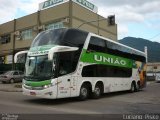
[30,92,36,96]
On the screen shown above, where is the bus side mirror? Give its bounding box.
[48,46,79,60]
[14,51,28,63]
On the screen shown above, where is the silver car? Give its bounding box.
[0,70,24,83]
[155,74,160,82]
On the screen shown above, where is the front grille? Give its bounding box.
[23,84,44,90]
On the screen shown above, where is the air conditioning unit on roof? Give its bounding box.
[16,36,22,40]
[38,25,45,30]
[14,31,20,36]
[62,18,70,24]
[33,26,38,31]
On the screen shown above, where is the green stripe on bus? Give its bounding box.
[25,80,51,87]
[80,49,134,68]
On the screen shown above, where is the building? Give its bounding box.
[147,63,160,74]
[0,0,117,71]
[146,62,160,80]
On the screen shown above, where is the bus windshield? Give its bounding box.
[31,29,66,47]
[25,55,54,81]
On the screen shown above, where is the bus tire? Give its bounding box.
[92,84,102,99]
[130,82,136,92]
[79,84,89,101]
[136,81,141,92]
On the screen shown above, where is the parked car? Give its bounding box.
[0,70,24,83]
[155,74,160,82]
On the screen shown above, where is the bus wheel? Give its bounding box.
[79,84,89,101]
[136,82,141,92]
[130,82,136,92]
[92,84,102,99]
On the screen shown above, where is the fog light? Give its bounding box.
[44,92,53,95]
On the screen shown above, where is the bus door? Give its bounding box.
[57,75,78,98]
[70,76,78,97]
[57,75,72,98]
[56,50,78,98]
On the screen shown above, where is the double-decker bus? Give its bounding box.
[15,28,147,100]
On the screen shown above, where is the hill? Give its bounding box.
[119,37,160,62]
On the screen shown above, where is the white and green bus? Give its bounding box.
[15,28,147,100]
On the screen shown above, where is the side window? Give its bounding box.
[88,37,106,53]
[63,30,88,49]
[106,41,146,62]
[82,65,96,77]
[13,72,18,75]
[82,64,132,78]
[58,51,79,76]
[19,72,24,75]
[58,52,72,76]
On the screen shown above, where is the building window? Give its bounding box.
[21,29,33,40]
[154,66,157,69]
[0,34,11,44]
[46,22,63,30]
[0,56,5,64]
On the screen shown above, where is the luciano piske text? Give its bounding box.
[123,114,160,120]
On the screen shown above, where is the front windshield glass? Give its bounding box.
[31,29,66,47]
[25,55,54,80]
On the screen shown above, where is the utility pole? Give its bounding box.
[144,46,148,63]
[12,19,16,70]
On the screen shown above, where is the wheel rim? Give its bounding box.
[81,87,88,97]
[10,79,14,84]
[131,84,134,92]
[137,84,140,91]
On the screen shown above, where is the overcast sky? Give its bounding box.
[0,0,160,42]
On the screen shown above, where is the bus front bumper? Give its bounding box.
[22,85,57,99]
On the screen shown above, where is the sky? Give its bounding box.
[0,0,160,42]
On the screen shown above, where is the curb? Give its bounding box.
[0,83,22,92]
[0,88,22,92]
[147,81,155,85]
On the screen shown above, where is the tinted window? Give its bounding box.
[31,29,66,47]
[13,72,19,75]
[58,51,79,76]
[62,29,88,49]
[88,37,106,53]
[81,65,97,77]
[106,41,146,62]
[82,65,132,78]
[0,34,10,44]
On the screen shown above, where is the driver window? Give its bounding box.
[58,52,73,76]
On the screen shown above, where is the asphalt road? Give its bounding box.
[0,82,160,120]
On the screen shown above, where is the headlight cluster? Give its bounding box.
[43,84,54,89]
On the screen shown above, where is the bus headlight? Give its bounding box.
[43,84,52,89]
